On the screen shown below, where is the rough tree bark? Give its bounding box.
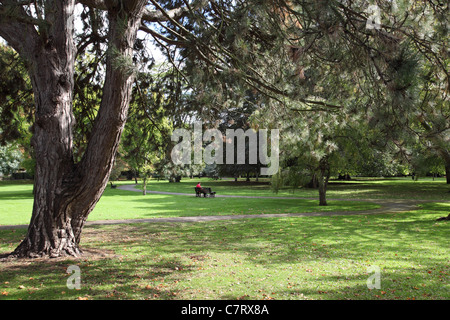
[445,161,450,185]
[417,116,450,184]
[318,157,330,206]
[0,0,147,258]
[436,213,450,221]
[433,147,450,185]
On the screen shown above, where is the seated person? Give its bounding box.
[195,182,205,197]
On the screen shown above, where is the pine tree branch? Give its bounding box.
[0,2,42,26]
[76,0,208,22]
[142,3,189,22]
[0,6,40,59]
[151,33,190,83]
[75,0,107,10]
[0,0,35,6]
[139,23,187,47]
[146,0,193,30]
[140,13,193,47]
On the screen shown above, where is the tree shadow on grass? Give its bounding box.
[0,190,34,200]
[1,211,448,300]
[267,265,449,300]
[0,245,194,300]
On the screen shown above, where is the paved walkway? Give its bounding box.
[0,184,431,230]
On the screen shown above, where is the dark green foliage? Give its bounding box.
[0,45,33,145]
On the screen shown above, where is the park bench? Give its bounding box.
[195,187,216,198]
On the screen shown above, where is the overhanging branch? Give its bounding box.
[0,11,39,59]
[139,23,188,47]
[76,0,208,22]
[0,2,42,26]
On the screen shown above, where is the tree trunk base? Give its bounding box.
[9,221,85,259]
[436,213,450,222]
[9,239,83,259]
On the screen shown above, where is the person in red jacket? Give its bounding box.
[195,182,205,197]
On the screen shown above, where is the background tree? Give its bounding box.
[0,142,22,176]
[0,44,34,179]
[177,0,448,186]
[215,90,263,182]
[0,44,34,145]
[122,71,172,193]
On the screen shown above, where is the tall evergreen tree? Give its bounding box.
[0,0,209,258]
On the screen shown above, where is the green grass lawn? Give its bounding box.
[0,177,448,301]
[0,179,384,226]
[0,210,448,300]
[137,176,450,200]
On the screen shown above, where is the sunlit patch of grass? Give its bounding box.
[0,182,380,226]
[136,177,450,200]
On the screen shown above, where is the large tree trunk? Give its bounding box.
[417,116,450,184]
[436,213,450,221]
[318,157,330,206]
[11,1,79,258]
[445,163,450,184]
[436,150,450,184]
[6,0,147,258]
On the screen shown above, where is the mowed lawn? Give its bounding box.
[1,176,448,226]
[0,177,448,300]
[134,176,450,200]
[0,210,448,300]
[0,179,386,226]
